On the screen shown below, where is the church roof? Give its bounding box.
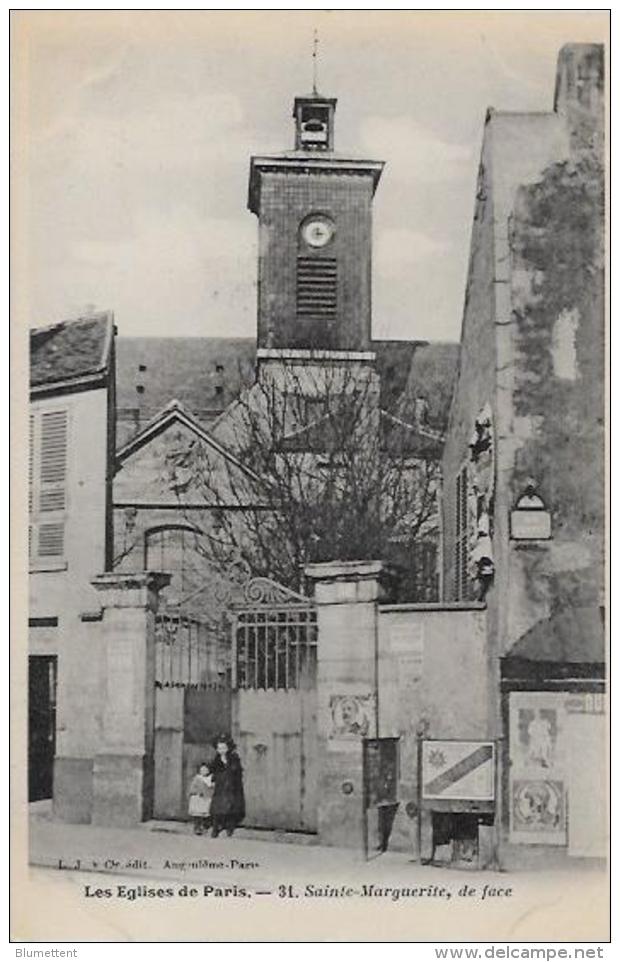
[116,335,256,423]
[115,336,460,448]
[401,341,460,432]
[279,407,444,459]
[30,312,114,393]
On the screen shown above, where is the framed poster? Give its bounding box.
[422,740,495,802]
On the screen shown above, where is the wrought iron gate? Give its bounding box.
[231,579,318,832]
[152,559,318,831]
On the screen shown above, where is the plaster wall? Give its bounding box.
[29,386,111,820]
[30,386,110,617]
[486,112,570,680]
[442,126,497,603]
[441,109,573,734]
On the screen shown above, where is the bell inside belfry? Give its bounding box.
[300,105,329,147]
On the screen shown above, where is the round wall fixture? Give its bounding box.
[341,781,354,795]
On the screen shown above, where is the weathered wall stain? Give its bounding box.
[510,150,605,608]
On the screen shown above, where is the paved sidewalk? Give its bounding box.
[30,809,433,891]
[29,806,606,890]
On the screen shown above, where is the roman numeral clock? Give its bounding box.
[248,93,384,351]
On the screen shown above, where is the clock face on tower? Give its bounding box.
[300,215,335,249]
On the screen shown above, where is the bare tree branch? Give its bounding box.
[180,358,441,600]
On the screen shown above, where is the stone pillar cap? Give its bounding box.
[304,559,383,582]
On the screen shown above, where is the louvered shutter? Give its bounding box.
[31,410,68,561]
[455,466,469,601]
[297,257,337,317]
[39,412,67,510]
[28,414,34,559]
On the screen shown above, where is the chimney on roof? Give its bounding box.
[554,44,604,153]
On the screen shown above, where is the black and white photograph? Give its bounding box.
[11,9,609,944]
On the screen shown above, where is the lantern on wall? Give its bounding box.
[510,481,552,541]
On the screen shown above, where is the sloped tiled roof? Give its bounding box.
[505,606,605,664]
[401,341,460,432]
[30,312,114,389]
[279,408,444,459]
[116,336,256,423]
[372,340,418,414]
[115,336,460,447]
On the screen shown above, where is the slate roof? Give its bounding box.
[280,408,444,459]
[401,341,460,432]
[116,337,256,423]
[30,312,114,390]
[115,336,460,448]
[372,340,417,414]
[505,606,605,664]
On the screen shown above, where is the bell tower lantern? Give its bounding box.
[293,94,336,151]
[248,92,384,352]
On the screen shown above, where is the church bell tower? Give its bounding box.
[248,91,384,352]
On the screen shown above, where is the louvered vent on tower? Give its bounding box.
[296,257,337,318]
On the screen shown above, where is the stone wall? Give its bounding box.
[306,560,382,848]
[306,561,489,853]
[377,603,489,852]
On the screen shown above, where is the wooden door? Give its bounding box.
[234,687,317,832]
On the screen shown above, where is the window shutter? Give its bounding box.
[28,414,35,560]
[39,411,68,513]
[455,466,469,601]
[30,409,68,562]
[28,414,34,514]
[38,522,65,558]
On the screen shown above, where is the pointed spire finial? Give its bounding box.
[312,28,319,95]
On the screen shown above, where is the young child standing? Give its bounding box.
[187,762,213,835]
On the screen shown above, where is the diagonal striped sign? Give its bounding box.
[422,740,495,801]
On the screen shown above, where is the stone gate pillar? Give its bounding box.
[90,571,170,826]
[305,560,382,848]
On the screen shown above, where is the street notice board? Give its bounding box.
[422,739,495,801]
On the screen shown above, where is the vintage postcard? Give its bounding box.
[11,9,610,943]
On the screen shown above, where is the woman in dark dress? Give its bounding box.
[209,734,245,837]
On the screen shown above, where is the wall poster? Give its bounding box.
[508,692,567,846]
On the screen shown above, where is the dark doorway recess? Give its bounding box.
[28,655,57,801]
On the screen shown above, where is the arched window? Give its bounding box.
[144,524,204,602]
